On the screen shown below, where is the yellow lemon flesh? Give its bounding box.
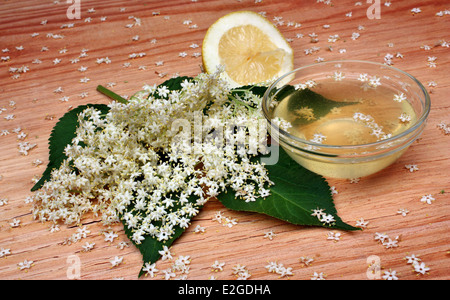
[202,11,294,88]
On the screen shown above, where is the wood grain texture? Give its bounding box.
[0,0,449,280]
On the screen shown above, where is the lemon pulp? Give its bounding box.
[218,25,287,85]
[202,11,294,87]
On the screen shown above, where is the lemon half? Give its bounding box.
[202,11,294,88]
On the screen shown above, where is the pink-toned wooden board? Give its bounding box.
[0,0,449,280]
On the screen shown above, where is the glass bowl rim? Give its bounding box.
[261,59,431,150]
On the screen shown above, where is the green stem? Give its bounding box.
[97,85,128,104]
[229,94,255,111]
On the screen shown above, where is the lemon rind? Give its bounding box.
[202,11,294,88]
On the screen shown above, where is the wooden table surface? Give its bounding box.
[0,0,449,280]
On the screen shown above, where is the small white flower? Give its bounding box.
[117,241,129,250]
[54,86,63,93]
[271,117,292,131]
[277,265,294,278]
[374,232,389,243]
[383,237,399,249]
[263,230,277,240]
[393,93,407,102]
[158,246,173,261]
[405,164,419,172]
[332,71,345,81]
[0,198,9,206]
[420,194,435,204]
[18,259,34,270]
[299,256,314,267]
[368,76,381,87]
[142,262,158,277]
[311,271,326,280]
[405,254,421,265]
[211,260,225,272]
[358,73,369,82]
[413,262,430,275]
[162,268,176,280]
[328,34,340,43]
[79,92,88,98]
[110,256,123,267]
[382,269,399,280]
[327,231,341,242]
[103,231,118,242]
[157,86,170,98]
[330,186,338,195]
[355,218,369,229]
[265,261,279,273]
[4,114,14,121]
[193,224,205,233]
[82,242,95,252]
[399,113,411,123]
[310,133,326,144]
[10,218,21,227]
[0,248,11,258]
[397,208,409,216]
[350,177,360,183]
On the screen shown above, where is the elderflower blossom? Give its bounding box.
[374,232,400,249]
[265,261,294,278]
[311,208,336,226]
[31,69,273,245]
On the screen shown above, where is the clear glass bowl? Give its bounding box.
[262,60,431,179]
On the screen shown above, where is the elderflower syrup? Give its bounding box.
[263,61,430,179]
[273,80,417,146]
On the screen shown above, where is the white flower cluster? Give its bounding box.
[265,261,294,278]
[311,208,336,226]
[353,112,392,141]
[32,69,272,244]
[374,232,400,249]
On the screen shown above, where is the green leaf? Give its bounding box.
[285,88,359,125]
[32,78,360,281]
[31,104,110,191]
[124,223,186,278]
[160,76,193,91]
[231,85,268,98]
[217,147,359,231]
[121,192,203,278]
